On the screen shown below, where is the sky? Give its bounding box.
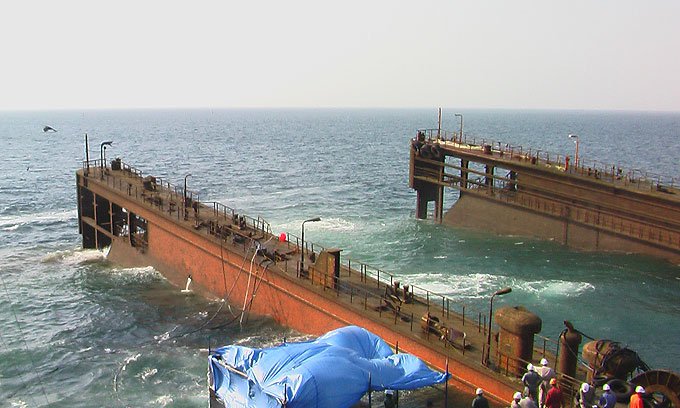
[1,0,679,111]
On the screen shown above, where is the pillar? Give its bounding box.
[461,159,469,189]
[416,190,429,219]
[558,321,582,380]
[435,186,444,222]
[495,306,542,376]
[485,164,495,190]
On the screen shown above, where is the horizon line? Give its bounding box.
[2,106,680,114]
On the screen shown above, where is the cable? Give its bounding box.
[111,233,274,406]
[239,247,261,328]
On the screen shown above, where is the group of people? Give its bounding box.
[462,358,645,408]
[515,359,557,408]
[501,359,647,408]
[471,375,646,408]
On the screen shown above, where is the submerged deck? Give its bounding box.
[77,159,590,405]
[410,129,680,263]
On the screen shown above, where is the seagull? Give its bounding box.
[43,126,57,133]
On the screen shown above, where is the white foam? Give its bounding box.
[2,224,19,231]
[122,353,142,369]
[151,396,173,406]
[0,209,77,228]
[139,368,158,381]
[41,248,109,266]
[519,279,595,298]
[277,217,357,234]
[154,326,179,343]
[110,265,160,277]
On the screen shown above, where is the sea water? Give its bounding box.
[1,108,679,406]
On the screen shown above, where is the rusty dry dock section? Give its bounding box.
[409,129,680,264]
[76,158,680,406]
[76,159,565,404]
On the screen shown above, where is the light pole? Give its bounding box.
[568,134,579,169]
[486,287,512,366]
[184,174,192,220]
[99,141,112,179]
[455,113,463,143]
[300,217,321,275]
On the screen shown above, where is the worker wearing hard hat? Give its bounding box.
[598,383,617,408]
[511,391,523,408]
[535,358,555,408]
[544,378,563,408]
[576,382,595,408]
[521,364,542,401]
[472,388,490,408]
[629,385,645,408]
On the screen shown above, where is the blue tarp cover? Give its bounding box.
[209,325,449,408]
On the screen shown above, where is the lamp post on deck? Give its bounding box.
[568,134,579,169]
[485,287,512,366]
[455,113,463,143]
[99,141,112,179]
[300,217,321,275]
[184,174,192,220]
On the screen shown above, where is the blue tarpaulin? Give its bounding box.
[209,325,449,408]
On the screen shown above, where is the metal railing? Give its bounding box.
[415,129,678,192]
[487,187,680,251]
[80,159,271,237]
[83,158,589,388]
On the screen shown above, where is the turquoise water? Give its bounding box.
[1,109,679,406]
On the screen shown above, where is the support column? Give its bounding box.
[435,186,444,222]
[109,201,114,235]
[461,159,469,189]
[78,184,96,249]
[558,321,582,380]
[416,190,429,219]
[485,164,495,191]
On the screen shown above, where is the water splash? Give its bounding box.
[41,248,109,266]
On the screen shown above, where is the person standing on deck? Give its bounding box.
[598,384,617,408]
[544,378,563,408]
[519,395,538,408]
[629,386,645,408]
[511,392,523,408]
[576,383,595,408]
[472,388,490,408]
[536,358,555,407]
[522,364,542,401]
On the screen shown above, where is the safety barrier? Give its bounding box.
[415,129,678,193]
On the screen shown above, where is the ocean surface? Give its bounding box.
[1,108,679,407]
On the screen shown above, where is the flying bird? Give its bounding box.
[43,126,57,133]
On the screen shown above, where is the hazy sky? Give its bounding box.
[2,0,679,111]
